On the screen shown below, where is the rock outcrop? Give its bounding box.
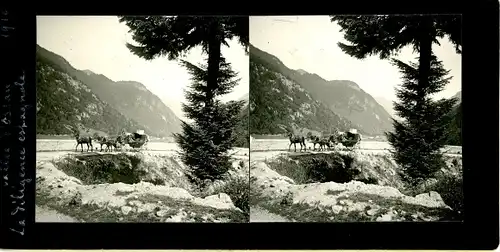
[37,155,247,223]
[250,161,455,222]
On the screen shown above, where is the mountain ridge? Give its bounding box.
[249,44,393,136]
[36,44,181,137]
[249,46,356,136]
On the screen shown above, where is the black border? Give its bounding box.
[1,0,499,249]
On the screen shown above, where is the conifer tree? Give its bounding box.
[331,15,462,185]
[174,58,245,183]
[386,55,458,185]
[119,16,248,184]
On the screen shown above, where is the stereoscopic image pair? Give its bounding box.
[35,15,462,223]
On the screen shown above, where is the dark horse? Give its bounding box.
[74,131,93,152]
[95,135,120,152]
[308,135,330,151]
[287,132,306,152]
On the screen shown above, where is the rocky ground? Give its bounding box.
[36,205,80,222]
[250,150,463,222]
[36,150,249,223]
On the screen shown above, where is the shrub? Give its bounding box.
[266,156,309,184]
[266,153,364,184]
[301,153,359,183]
[427,176,463,219]
[54,154,146,184]
[220,177,249,215]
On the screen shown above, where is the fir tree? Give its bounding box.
[331,15,462,184]
[331,15,461,97]
[386,55,458,185]
[118,16,248,184]
[174,58,245,183]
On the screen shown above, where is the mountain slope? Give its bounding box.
[250,44,393,136]
[451,91,462,106]
[375,96,397,119]
[234,104,249,148]
[250,50,354,135]
[239,93,249,106]
[36,45,181,137]
[446,102,462,146]
[36,52,145,136]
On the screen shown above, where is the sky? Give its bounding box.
[249,16,462,102]
[36,16,249,122]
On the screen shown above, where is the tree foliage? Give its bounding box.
[331,15,462,184]
[386,56,458,185]
[331,15,461,60]
[119,16,248,183]
[174,59,245,182]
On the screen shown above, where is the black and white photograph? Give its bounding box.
[249,15,463,222]
[35,16,250,223]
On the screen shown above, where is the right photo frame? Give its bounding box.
[248,15,463,223]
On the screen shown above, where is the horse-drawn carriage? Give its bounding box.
[286,128,362,152]
[122,129,149,149]
[72,127,150,152]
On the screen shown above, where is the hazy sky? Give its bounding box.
[250,16,462,102]
[36,16,249,122]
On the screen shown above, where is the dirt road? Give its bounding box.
[35,205,80,223]
[250,206,292,222]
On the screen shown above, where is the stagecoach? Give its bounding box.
[120,129,149,150]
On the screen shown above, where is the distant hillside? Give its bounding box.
[250,44,393,136]
[234,104,249,148]
[36,53,144,136]
[249,48,355,136]
[446,91,462,146]
[239,93,249,106]
[451,91,462,106]
[446,102,462,146]
[375,96,397,119]
[36,45,181,137]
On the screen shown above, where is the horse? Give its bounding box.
[328,134,339,150]
[74,130,93,152]
[287,132,306,152]
[308,135,330,151]
[95,135,120,152]
[103,136,120,152]
[93,133,109,152]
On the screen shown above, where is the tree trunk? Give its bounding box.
[415,16,433,126]
[417,17,433,102]
[203,18,222,137]
[206,19,221,105]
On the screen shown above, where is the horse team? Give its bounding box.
[73,128,149,152]
[287,129,362,152]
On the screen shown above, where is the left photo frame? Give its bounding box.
[35,16,250,223]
